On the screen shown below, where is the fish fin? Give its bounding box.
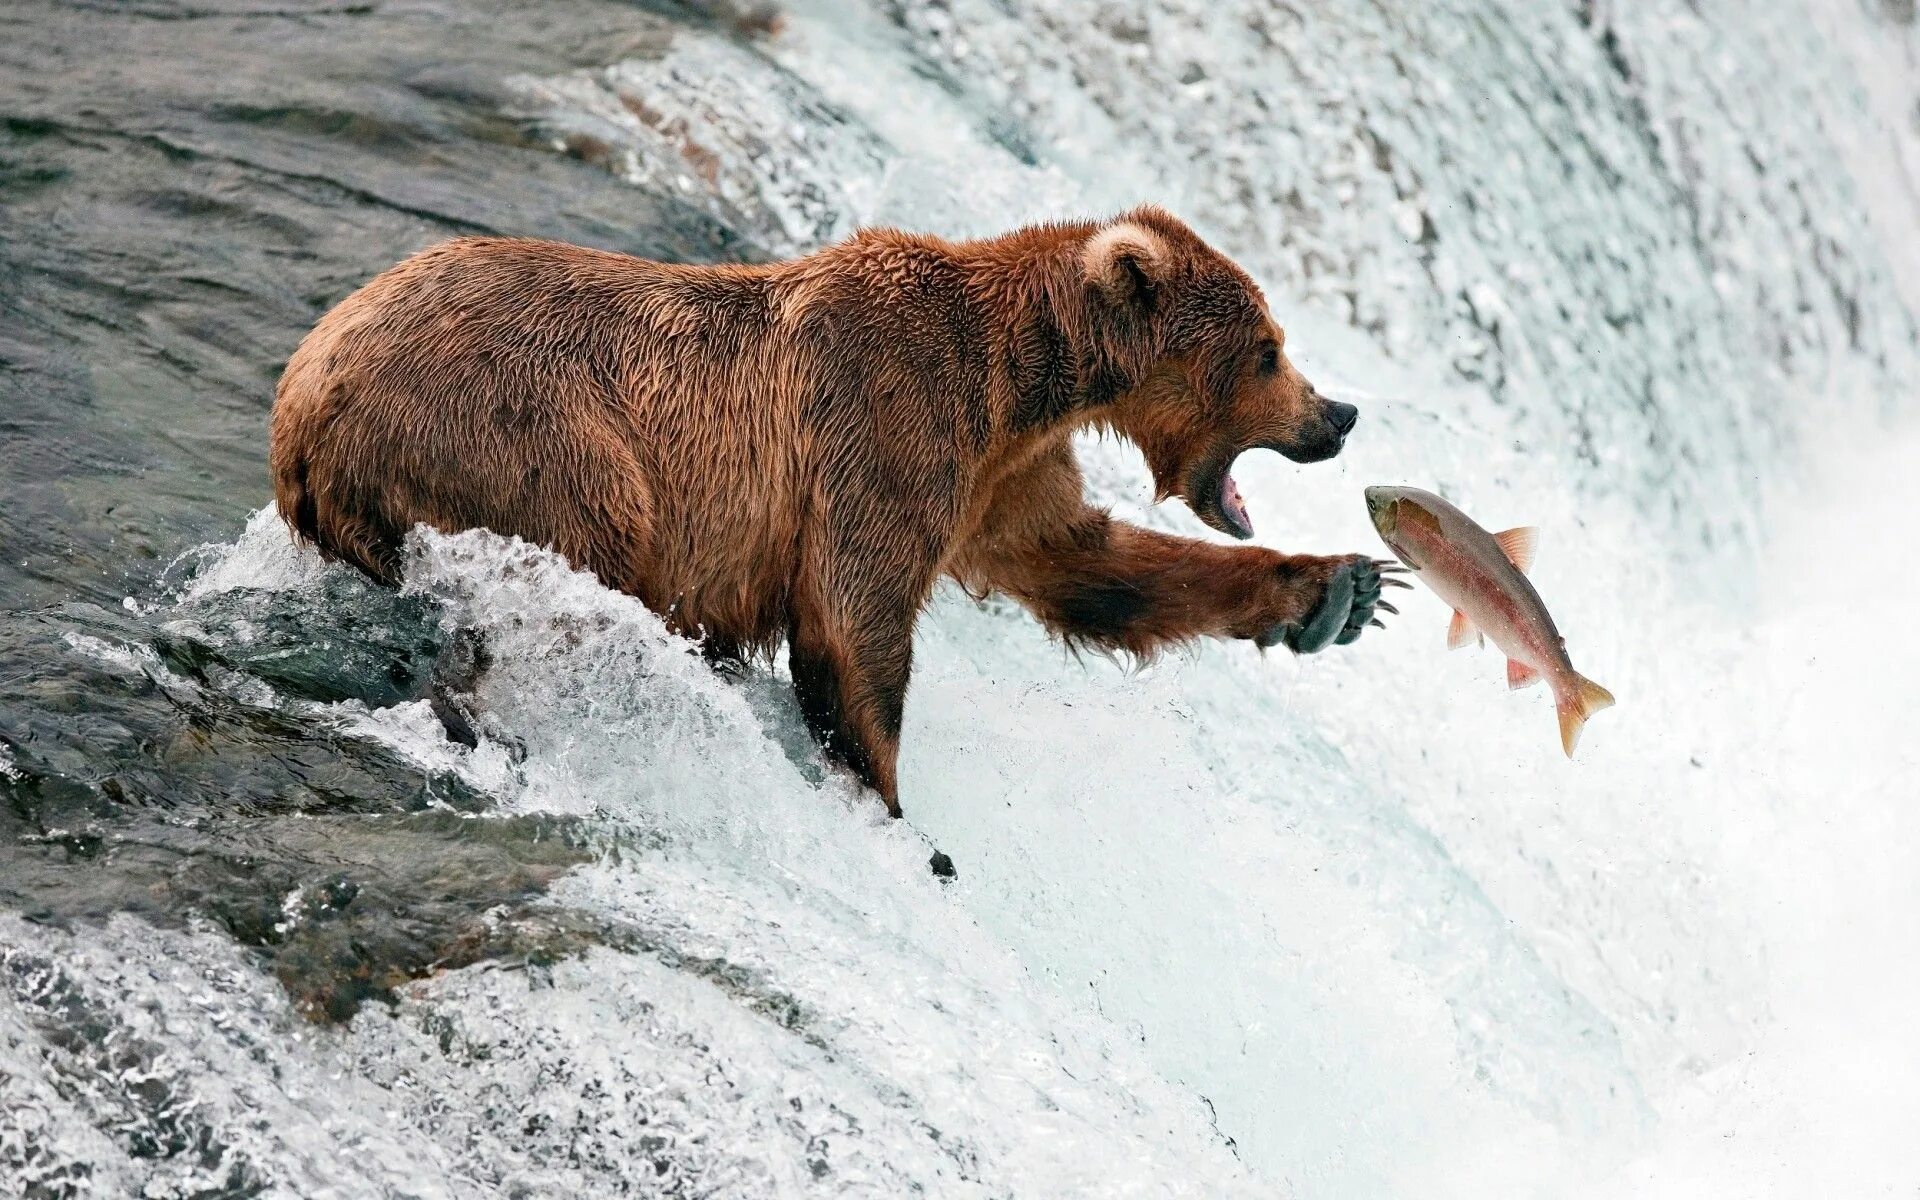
[1507,658,1543,690]
[1447,610,1479,650]
[1556,674,1616,757]
[1494,526,1538,574]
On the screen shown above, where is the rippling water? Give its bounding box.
[3,1,1917,1195]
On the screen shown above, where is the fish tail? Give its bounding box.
[1556,674,1616,758]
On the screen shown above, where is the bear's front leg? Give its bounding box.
[958,512,1406,659]
[788,594,917,819]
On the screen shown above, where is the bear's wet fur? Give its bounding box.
[270,207,1372,816]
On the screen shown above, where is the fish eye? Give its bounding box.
[1257,343,1279,376]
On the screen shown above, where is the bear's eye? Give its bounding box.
[1257,344,1280,376]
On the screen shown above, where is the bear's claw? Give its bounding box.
[1261,556,1394,653]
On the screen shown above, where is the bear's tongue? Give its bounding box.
[1220,472,1253,537]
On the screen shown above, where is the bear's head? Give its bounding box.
[1080,208,1357,540]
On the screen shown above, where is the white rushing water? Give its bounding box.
[6,0,1919,1195]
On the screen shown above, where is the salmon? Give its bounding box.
[1365,486,1614,756]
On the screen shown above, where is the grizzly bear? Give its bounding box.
[269,206,1400,817]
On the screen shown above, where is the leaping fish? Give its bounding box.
[1365,486,1615,756]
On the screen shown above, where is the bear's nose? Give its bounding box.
[1324,399,1359,437]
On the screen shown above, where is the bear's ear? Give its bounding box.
[1082,221,1169,309]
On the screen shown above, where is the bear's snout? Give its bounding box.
[1274,395,1358,464]
[1324,398,1359,437]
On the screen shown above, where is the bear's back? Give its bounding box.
[270,238,812,642]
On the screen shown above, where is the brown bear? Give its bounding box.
[269,206,1401,817]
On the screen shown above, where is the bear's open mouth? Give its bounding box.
[1218,471,1253,538]
[1189,453,1255,540]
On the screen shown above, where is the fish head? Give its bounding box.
[1363,485,1439,564]
[1097,217,1357,541]
[1365,485,1411,536]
